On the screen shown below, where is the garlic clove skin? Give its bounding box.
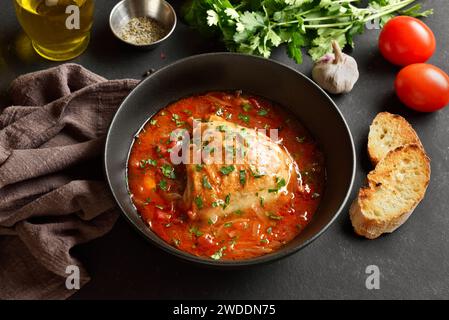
[312,41,359,94]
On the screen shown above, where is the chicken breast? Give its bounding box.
[182,116,298,222]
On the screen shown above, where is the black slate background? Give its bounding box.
[0,0,448,299]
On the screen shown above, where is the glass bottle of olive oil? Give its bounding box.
[14,0,94,61]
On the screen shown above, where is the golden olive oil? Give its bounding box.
[14,0,94,61]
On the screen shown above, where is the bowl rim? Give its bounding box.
[104,52,356,267]
[109,0,177,48]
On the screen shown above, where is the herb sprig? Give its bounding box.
[183,0,432,63]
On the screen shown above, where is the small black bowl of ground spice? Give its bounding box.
[110,0,176,49]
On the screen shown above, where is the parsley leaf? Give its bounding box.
[220,165,235,175]
[194,195,204,209]
[189,225,203,237]
[139,158,157,168]
[211,246,227,260]
[223,194,231,209]
[160,164,176,179]
[202,175,212,189]
[239,170,246,186]
[268,177,286,193]
[250,167,264,178]
[216,125,228,132]
[238,113,250,124]
[159,179,168,191]
[241,103,252,112]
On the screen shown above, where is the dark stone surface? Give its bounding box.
[1,0,448,299]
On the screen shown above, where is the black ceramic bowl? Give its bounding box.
[105,53,355,267]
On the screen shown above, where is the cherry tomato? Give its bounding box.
[379,16,436,66]
[395,63,449,112]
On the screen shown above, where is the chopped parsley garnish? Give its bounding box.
[189,225,203,237]
[210,246,226,260]
[212,201,221,208]
[234,210,243,216]
[223,194,231,210]
[220,165,235,175]
[159,179,168,191]
[182,109,192,115]
[194,196,204,209]
[144,197,151,205]
[171,113,185,127]
[160,164,176,179]
[150,119,158,126]
[296,136,306,143]
[260,239,269,244]
[277,177,286,188]
[238,113,250,124]
[204,145,215,154]
[139,158,157,168]
[224,222,233,228]
[202,176,212,189]
[155,204,164,210]
[216,125,228,132]
[250,168,264,178]
[267,212,283,220]
[266,227,272,234]
[208,218,215,225]
[260,196,265,207]
[258,109,269,116]
[195,164,203,171]
[239,170,246,186]
[241,103,252,112]
[269,177,286,193]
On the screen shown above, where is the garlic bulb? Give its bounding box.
[312,41,359,94]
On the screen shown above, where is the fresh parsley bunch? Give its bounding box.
[183,0,433,63]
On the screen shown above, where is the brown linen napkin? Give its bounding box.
[0,64,139,299]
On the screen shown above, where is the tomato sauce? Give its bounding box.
[127,92,325,260]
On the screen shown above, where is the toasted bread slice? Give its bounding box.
[350,144,430,239]
[368,112,423,165]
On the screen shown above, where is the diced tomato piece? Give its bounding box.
[154,209,171,222]
[186,210,197,220]
[197,233,217,249]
